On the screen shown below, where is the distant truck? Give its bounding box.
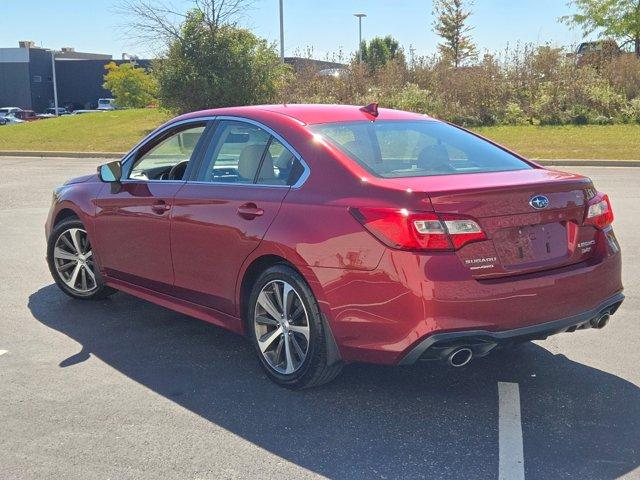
[97,98,117,110]
[575,40,628,67]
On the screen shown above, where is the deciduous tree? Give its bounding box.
[561,0,640,58]
[103,62,157,108]
[360,36,406,72]
[432,0,478,67]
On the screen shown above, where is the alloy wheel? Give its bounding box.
[254,280,310,375]
[53,228,98,294]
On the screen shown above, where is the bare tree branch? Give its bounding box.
[115,0,187,48]
[115,0,256,51]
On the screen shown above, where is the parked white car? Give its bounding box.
[2,114,25,125]
[97,98,116,110]
[0,107,23,118]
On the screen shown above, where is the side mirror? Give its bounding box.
[98,161,122,183]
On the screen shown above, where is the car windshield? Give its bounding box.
[0,109,8,116]
[310,120,532,178]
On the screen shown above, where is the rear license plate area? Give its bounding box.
[493,223,568,267]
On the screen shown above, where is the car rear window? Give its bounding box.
[309,120,532,178]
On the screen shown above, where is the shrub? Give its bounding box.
[503,102,528,125]
[280,42,640,126]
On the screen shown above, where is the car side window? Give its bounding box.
[259,137,294,186]
[198,121,272,184]
[196,120,307,186]
[129,124,206,181]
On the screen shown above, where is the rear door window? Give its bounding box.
[197,120,306,186]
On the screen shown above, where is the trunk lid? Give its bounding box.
[386,168,597,278]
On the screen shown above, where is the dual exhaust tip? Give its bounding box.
[446,310,613,367]
[447,347,474,367]
[591,312,611,330]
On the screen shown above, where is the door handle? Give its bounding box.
[151,201,171,214]
[237,203,264,219]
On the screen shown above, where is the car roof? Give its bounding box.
[177,104,432,125]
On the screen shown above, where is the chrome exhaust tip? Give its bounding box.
[592,312,611,330]
[447,347,473,367]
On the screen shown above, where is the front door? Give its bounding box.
[170,119,301,315]
[93,122,208,291]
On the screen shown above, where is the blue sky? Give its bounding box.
[1,1,587,59]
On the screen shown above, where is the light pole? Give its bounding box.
[354,13,366,63]
[279,0,285,62]
[50,50,59,116]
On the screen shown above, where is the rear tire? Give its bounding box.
[47,218,116,300]
[247,264,343,389]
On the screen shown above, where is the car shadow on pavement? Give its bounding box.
[29,285,640,480]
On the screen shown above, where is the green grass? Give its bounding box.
[1,108,639,160]
[473,124,640,160]
[0,109,171,153]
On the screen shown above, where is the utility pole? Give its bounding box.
[354,13,366,63]
[50,50,59,116]
[279,0,285,62]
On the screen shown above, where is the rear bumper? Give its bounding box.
[398,292,624,365]
[312,228,623,365]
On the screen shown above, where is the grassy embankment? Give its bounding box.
[1,108,639,160]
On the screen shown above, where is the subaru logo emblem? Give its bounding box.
[529,195,549,210]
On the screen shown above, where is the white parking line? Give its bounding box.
[498,382,525,480]
[0,350,7,356]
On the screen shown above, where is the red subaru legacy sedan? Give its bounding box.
[45,104,623,388]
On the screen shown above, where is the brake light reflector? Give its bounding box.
[585,193,614,229]
[350,207,486,251]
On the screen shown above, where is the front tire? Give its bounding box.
[47,218,116,300]
[248,264,343,389]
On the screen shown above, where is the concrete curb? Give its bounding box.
[535,159,640,167]
[1,151,639,167]
[0,151,124,159]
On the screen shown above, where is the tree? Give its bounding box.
[103,62,157,108]
[117,1,288,112]
[432,0,478,67]
[360,36,406,72]
[561,0,640,58]
[153,9,289,112]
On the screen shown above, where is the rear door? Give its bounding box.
[170,118,305,315]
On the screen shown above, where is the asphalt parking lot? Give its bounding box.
[0,157,638,479]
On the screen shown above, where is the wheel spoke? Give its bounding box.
[69,229,84,255]
[289,302,304,322]
[283,333,295,374]
[54,247,78,261]
[59,233,75,252]
[67,262,82,289]
[282,282,294,319]
[273,337,284,365]
[256,315,278,326]
[57,260,76,272]
[258,326,283,353]
[257,291,282,321]
[290,334,305,361]
[289,324,310,342]
[84,264,96,288]
[272,282,284,313]
[80,267,88,291]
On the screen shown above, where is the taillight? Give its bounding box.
[349,207,486,251]
[584,193,614,229]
